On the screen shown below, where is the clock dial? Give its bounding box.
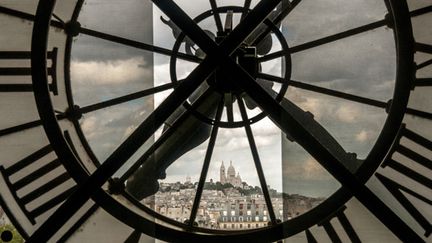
[0,2,63,239]
[0,0,431,242]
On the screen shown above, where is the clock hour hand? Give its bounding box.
[125,89,220,200]
[278,96,363,173]
[244,79,362,173]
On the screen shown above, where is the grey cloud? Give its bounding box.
[289,28,396,99]
[80,97,153,161]
[284,0,387,47]
[70,0,153,61]
[71,35,154,61]
[282,0,398,104]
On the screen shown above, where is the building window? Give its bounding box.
[231,224,235,229]
[223,224,227,229]
[256,223,259,228]
[248,224,251,228]
[240,224,243,229]
[239,211,243,216]
[263,210,267,216]
[255,216,259,222]
[239,216,243,222]
[223,211,227,216]
[247,210,251,216]
[231,210,235,216]
[263,216,268,221]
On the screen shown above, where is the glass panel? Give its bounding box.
[289,27,396,102]
[282,0,388,47]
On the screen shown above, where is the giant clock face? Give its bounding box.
[0,0,431,242]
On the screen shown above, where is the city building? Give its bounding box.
[144,160,324,230]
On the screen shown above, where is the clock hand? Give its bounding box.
[248,84,363,172]
[242,75,362,172]
[278,95,363,173]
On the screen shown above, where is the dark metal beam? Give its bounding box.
[0,113,66,138]
[79,27,201,63]
[79,82,177,114]
[241,0,252,20]
[252,0,302,46]
[410,5,432,17]
[417,59,432,70]
[237,96,277,225]
[209,0,223,33]
[225,94,234,122]
[0,5,63,28]
[257,73,432,120]
[258,73,387,108]
[260,5,432,63]
[259,19,387,62]
[189,99,223,226]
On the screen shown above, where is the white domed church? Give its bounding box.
[220,161,242,187]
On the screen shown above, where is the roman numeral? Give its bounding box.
[0,48,58,95]
[376,124,432,237]
[414,42,432,87]
[305,206,361,243]
[0,144,75,224]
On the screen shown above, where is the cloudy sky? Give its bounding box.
[69,0,399,198]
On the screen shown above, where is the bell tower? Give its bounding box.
[220,161,226,184]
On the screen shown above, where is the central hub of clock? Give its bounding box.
[208,44,258,95]
[168,7,291,128]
